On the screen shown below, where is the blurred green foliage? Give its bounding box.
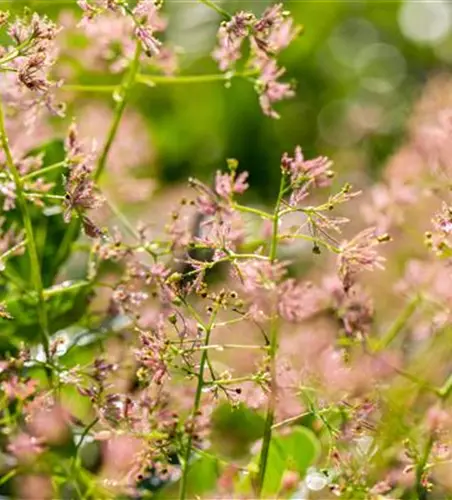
[5,0,452,200]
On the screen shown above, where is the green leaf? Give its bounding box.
[1,140,81,289]
[186,454,219,496]
[261,427,321,496]
[155,454,220,499]
[211,403,265,458]
[0,280,92,346]
[238,427,321,497]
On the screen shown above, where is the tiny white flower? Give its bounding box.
[305,468,328,491]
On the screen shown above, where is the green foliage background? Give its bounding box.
[5,0,450,199]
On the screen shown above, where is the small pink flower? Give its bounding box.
[277,280,325,322]
[2,376,37,401]
[338,228,387,290]
[426,406,451,433]
[255,58,294,119]
[215,170,249,199]
[28,405,71,445]
[8,433,44,462]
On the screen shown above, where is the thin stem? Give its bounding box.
[73,417,99,462]
[0,99,52,383]
[416,435,434,500]
[0,37,33,66]
[438,373,452,399]
[103,196,158,260]
[279,233,340,253]
[205,375,256,387]
[43,280,90,299]
[70,416,100,497]
[198,0,231,19]
[193,344,266,351]
[374,295,420,352]
[62,84,119,93]
[233,202,274,220]
[25,193,65,201]
[94,43,142,182]
[257,175,286,496]
[136,70,256,87]
[64,70,258,94]
[21,160,68,181]
[0,468,17,487]
[179,305,219,500]
[0,238,27,263]
[271,410,333,431]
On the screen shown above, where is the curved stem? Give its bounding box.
[0,99,52,384]
[94,43,142,182]
[257,176,286,496]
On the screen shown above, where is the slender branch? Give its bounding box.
[257,175,286,496]
[278,233,340,253]
[43,280,90,299]
[94,43,142,182]
[374,295,420,352]
[437,373,452,399]
[62,84,119,93]
[233,202,274,220]
[136,70,256,87]
[271,410,331,431]
[192,344,267,351]
[21,160,68,181]
[205,375,256,387]
[63,70,259,95]
[48,45,145,272]
[179,304,219,500]
[0,37,34,66]
[198,0,231,19]
[0,239,27,263]
[416,435,434,500]
[0,98,52,383]
[25,193,65,201]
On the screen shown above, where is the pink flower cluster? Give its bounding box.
[213,4,301,118]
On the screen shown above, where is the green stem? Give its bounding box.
[63,70,258,94]
[179,305,219,500]
[416,435,434,500]
[0,37,33,66]
[43,280,90,299]
[437,373,452,399]
[25,193,65,201]
[0,238,27,263]
[233,202,274,220]
[63,84,119,93]
[279,233,340,253]
[94,43,142,182]
[198,0,231,19]
[0,99,52,382]
[205,375,255,387]
[193,344,266,351]
[22,160,68,181]
[257,176,286,497]
[136,70,256,87]
[374,295,420,352]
